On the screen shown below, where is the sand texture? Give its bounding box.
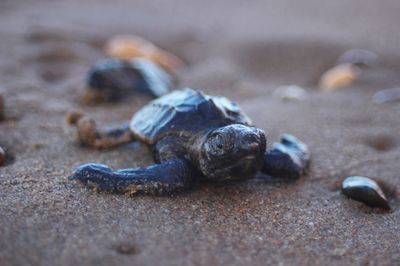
[0,0,400,265]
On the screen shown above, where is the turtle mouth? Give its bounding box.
[242,155,257,161]
[217,155,262,181]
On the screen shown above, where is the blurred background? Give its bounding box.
[2,0,400,96]
[0,0,400,265]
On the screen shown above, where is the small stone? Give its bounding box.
[105,35,184,73]
[341,176,390,210]
[0,147,5,166]
[319,64,360,91]
[66,111,84,125]
[113,242,140,255]
[372,87,400,104]
[338,49,378,68]
[272,85,308,101]
[0,94,4,121]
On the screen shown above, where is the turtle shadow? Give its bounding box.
[67,174,301,199]
[362,134,397,152]
[199,173,302,197]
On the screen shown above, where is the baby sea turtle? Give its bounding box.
[68,88,311,194]
[83,58,174,103]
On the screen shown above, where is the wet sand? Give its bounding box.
[1,0,400,265]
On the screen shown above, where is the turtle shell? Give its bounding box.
[130,88,253,144]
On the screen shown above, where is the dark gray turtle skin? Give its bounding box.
[69,88,311,195]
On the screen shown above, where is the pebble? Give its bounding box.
[0,94,4,121]
[105,35,184,73]
[272,85,308,101]
[341,176,390,210]
[372,87,400,104]
[338,49,378,68]
[319,63,360,91]
[0,147,5,166]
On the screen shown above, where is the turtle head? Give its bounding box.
[197,124,266,181]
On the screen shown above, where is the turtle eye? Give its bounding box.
[211,133,225,152]
[214,134,224,149]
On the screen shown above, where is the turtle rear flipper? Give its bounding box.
[67,111,134,149]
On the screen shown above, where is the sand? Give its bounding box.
[0,0,400,265]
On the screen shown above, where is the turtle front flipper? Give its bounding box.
[260,134,310,179]
[67,111,134,149]
[69,159,199,195]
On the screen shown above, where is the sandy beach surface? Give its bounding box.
[1,0,400,265]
